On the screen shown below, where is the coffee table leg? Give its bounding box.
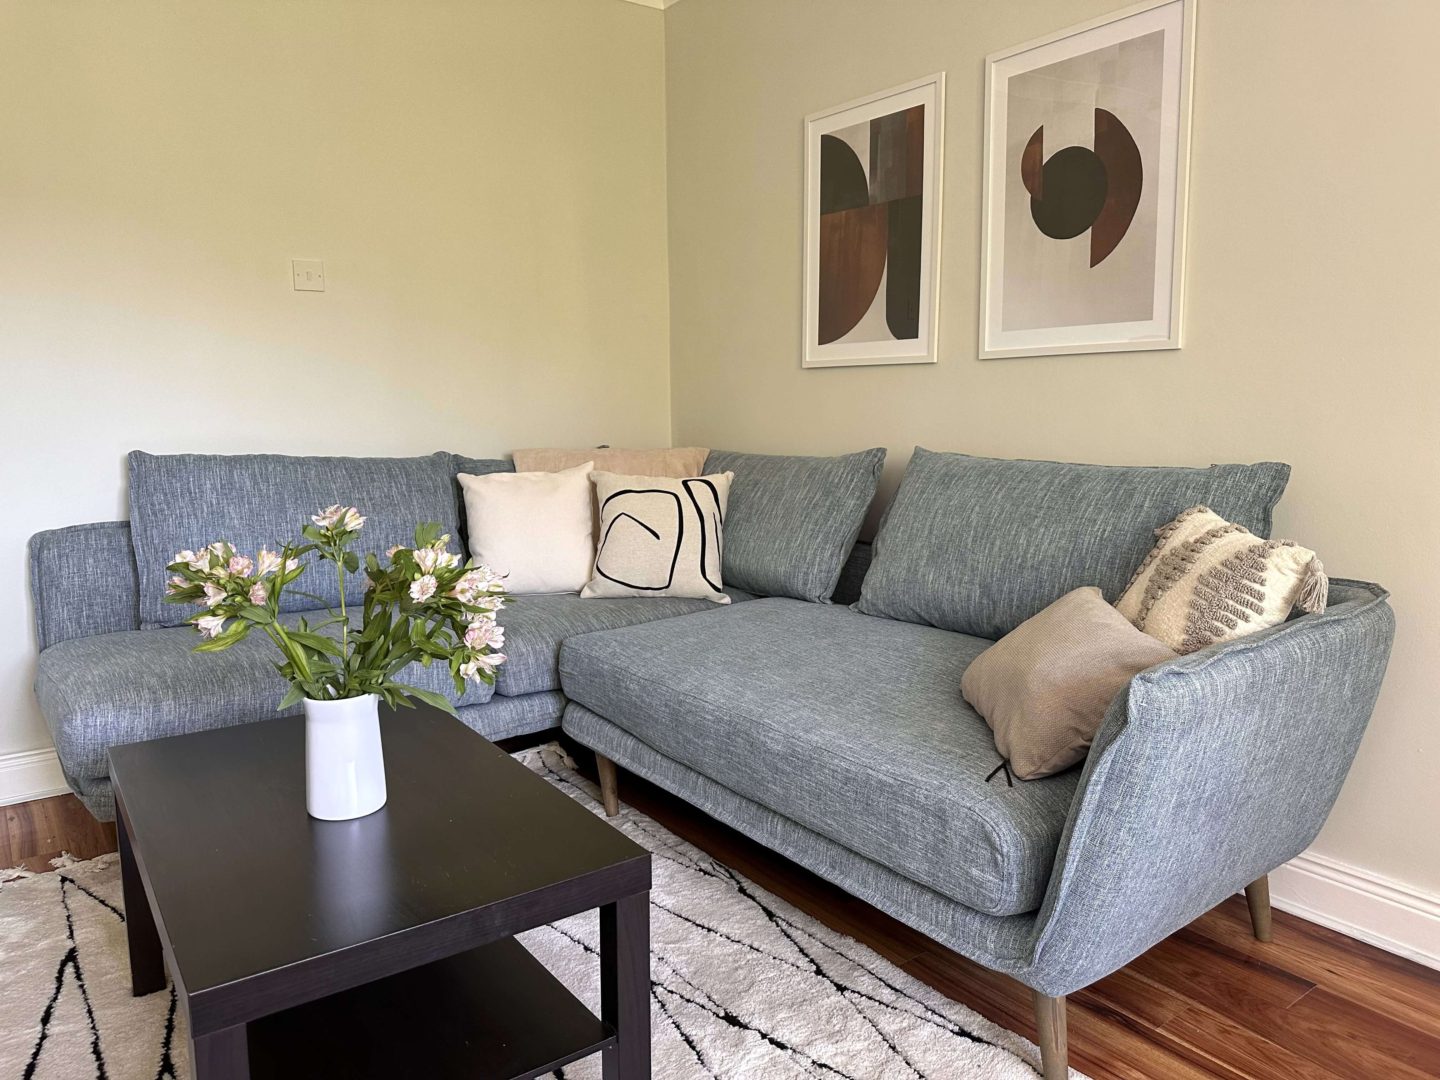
[600,890,650,1079]
[117,803,166,996]
[192,1024,249,1079]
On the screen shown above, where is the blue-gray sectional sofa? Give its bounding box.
[29,446,1394,1080]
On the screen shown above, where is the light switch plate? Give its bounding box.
[291,259,325,292]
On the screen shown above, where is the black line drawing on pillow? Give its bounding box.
[595,488,683,590]
[683,478,726,595]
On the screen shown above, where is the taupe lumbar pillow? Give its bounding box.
[961,587,1177,779]
[582,471,734,603]
[1115,506,1328,654]
[513,446,709,478]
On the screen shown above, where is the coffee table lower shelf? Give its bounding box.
[245,937,615,1079]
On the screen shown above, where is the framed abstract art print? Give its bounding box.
[980,0,1194,359]
[803,74,945,368]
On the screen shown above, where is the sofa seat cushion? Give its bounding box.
[493,590,753,697]
[36,612,494,786]
[559,598,1080,916]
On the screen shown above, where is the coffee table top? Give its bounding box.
[109,705,648,1019]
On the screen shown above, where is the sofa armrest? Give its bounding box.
[29,522,140,651]
[1024,579,1394,996]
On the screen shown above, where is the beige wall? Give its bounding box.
[0,0,669,757]
[666,1,1440,892]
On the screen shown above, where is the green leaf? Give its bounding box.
[277,684,306,711]
[389,683,456,716]
[239,604,274,625]
[192,622,252,653]
[288,630,342,655]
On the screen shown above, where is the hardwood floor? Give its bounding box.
[6,765,1439,1079]
[1,792,115,874]
[585,761,1440,1080]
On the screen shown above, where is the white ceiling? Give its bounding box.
[616,0,683,9]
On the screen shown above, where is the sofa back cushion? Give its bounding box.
[129,451,461,628]
[704,448,886,603]
[856,449,1291,639]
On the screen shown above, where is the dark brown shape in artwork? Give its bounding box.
[1022,109,1143,267]
[869,105,925,203]
[1030,146,1108,240]
[820,134,870,214]
[1021,127,1044,199]
[905,107,924,197]
[886,196,923,340]
[1090,107,1143,267]
[818,204,888,344]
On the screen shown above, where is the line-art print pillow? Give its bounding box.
[581,471,735,603]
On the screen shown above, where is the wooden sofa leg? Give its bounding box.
[1033,991,1068,1080]
[596,754,620,817]
[1246,875,1274,943]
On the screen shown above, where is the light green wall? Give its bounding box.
[665,0,1440,894]
[0,0,670,756]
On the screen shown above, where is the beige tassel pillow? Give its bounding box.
[1115,506,1328,654]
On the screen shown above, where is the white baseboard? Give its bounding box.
[1269,850,1440,972]
[0,747,68,807]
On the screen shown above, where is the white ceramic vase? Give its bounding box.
[303,693,387,820]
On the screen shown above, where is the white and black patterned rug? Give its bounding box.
[0,744,1080,1079]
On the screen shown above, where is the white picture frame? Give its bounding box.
[980,0,1195,359]
[803,73,945,368]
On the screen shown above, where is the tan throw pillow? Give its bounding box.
[961,587,1177,779]
[1115,506,1328,654]
[582,471,734,603]
[513,447,709,478]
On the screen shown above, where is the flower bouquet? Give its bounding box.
[165,505,509,819]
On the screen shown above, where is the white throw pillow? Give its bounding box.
[582,471,734,603]
[458,462,595,594]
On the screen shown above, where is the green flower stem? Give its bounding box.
[337,550,349,670]
[264,621,314,686]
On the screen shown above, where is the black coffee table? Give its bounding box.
[109,705,651,1079]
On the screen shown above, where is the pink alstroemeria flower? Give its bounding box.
[464,620,505,652]
[196,614,227,638]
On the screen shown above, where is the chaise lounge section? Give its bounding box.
[557,450,1396,1079]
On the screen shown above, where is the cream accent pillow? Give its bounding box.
[1115,505,1328,654]
[582,471,734,603]
[513,447,709,478]
[961,587,1178,779]
[458,462,595,594]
